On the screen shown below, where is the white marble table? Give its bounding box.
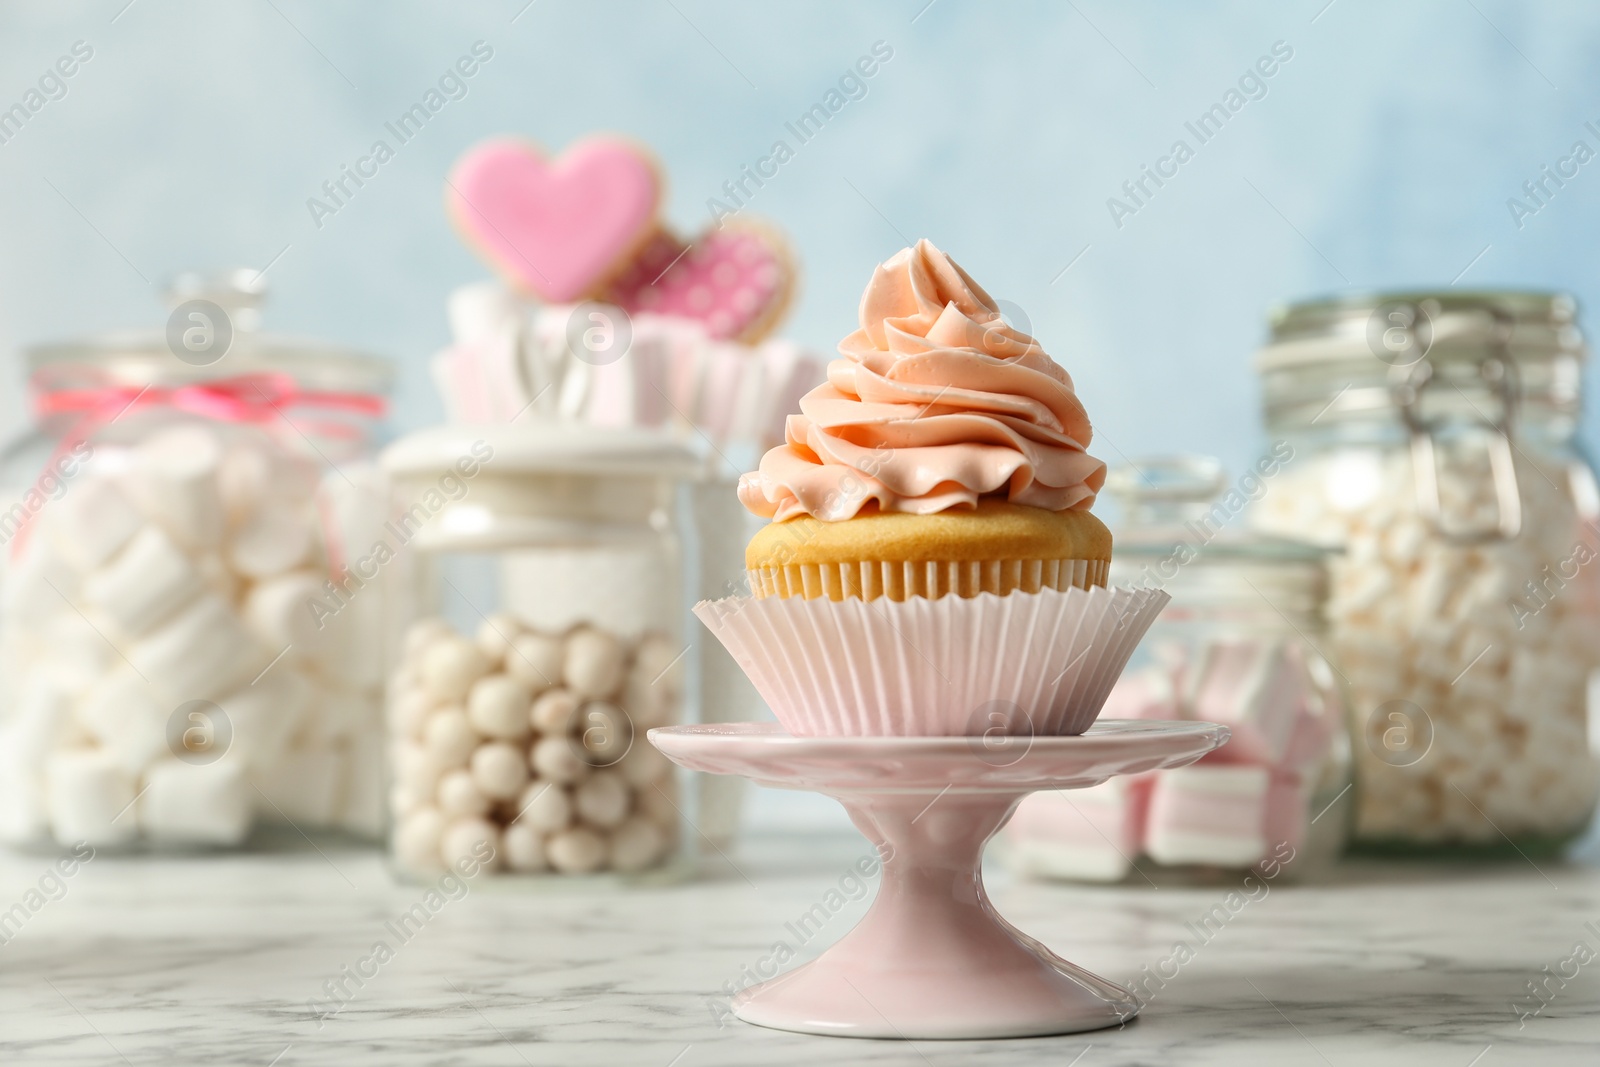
[1,827,1598,1066]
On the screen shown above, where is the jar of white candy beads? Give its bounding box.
[0,271,393,851]
[1251,292,1600,853]
[379,423,700,878]
[1005,456,1351,882]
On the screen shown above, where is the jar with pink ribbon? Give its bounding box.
[0,271,393,852]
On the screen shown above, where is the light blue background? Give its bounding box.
[5,0,1600,839]
[4,0,1600,470]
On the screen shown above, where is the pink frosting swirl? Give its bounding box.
[738,240,1106,522]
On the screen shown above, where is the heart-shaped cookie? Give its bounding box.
[446,136,661,303]
[600,220,796,343]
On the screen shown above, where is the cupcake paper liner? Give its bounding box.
[748,557,1108,602]
[693,584,1169,737]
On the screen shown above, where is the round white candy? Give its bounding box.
[502,821,548,872]
[563,628,625,700]
[440,816,501,872]
[530,689,579,735]
[574,771,630,829]
[572,701,633,767]
[422,708,479,768]
[394,739,442,789]
[389,782,427,819]
[530,735,590,784]
[475,612,524,667]
[609,816,666,873]
[515,780,572,832]
[437,769,490,817]
[505,632,563,691]
[633,632,683,692]
[546,827,607,874]
[470,741,529,801]
[388,688,434,738]
[467,675,532,740]
[394,808,446,872]
[421,636,491,703]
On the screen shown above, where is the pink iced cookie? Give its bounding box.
[446,136,662,303]
[601,221,795,343]
[1143,765,1270,867]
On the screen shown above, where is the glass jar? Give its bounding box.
[1250,291,1600,854]
[1004,456,1351,882]
[0,271,393,851]
[379,422,701,878]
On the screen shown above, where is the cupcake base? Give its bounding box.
[750,556,1108,601]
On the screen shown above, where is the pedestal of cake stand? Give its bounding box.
[650,720,1229,1040]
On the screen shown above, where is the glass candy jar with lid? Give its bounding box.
[1004,456,1351,882]
[0,271,393,851]
[1250,291,1600,853]
[379,423,701,879]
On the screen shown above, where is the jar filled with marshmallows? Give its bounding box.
[379,423,700,879]
[0,272,393,851]
[1251,292,1600,853]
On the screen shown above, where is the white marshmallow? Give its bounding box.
[470,741,529,801]
[131,424,225,550]
[3,539,80,626]
[1144,766,1270,867]
[546,826,606,873]
[52,478,144,571]
[563,628,625,699]
[45,748,138,847]
[339,731,386,838]
[227,505,313,579]
[467,675,532,741]
[404,618,454,658]
[0,736,48,844]
[242,571,325,651]
[83,526,204,635]
[214,669,312,771]
[252,745,345,826]
[76,669,172,774]
[573,770,630,829]
[139,759,251,846]
[129,594,265,702]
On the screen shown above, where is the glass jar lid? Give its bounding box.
[25,269,393,396]
[1106,455,1328,619]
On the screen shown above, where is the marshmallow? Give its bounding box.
[467,675,533,740]
[139,759,251,845]
[1144,766,1270,867]
[546,827,606,873]
[129,594,265,702]
[3,539,80,626]
[52,478,143,571]
[339,732,386,838]
[563,628,624,699]
[46,748,139,847]
[0,736,48,844]
[242,571,326,651]
[227,505,312,579]
[253,745,345,825]
[131,424,225,550]
[214,670,312,771]
[83,526,204,635]
[404,618,455,658]
[1186,641,1305,764]
[1007,779,1147,882]
[421,636,491,703]
[76,669,172,774]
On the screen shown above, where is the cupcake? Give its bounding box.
[696,240,1165,737]
[739,239,1109,601]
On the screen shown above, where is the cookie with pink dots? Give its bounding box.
[600,220,797,343]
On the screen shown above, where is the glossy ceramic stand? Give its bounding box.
[650,720,1229,1040]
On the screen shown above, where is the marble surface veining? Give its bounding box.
[1,827,1598,1066]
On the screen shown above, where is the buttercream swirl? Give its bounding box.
[738,239,1106,521]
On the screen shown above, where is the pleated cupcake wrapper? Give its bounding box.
[749,557,1109,602]
[694,585,1169,737]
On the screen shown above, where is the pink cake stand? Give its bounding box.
[650,719,1230,1040]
